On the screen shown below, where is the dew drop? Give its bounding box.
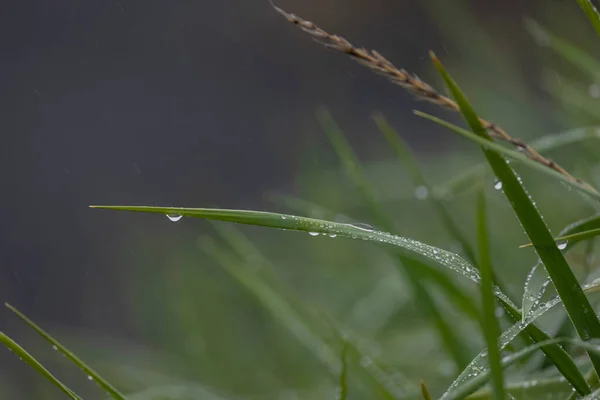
[494,180,503,190]
[87,375,93,381]
[308,232,319,236]
[281,215,287,220]
[52,345,58,351]
[166,214,182,222]
[557,240,568,250]
[328,233,337,238]
[414,185,429,200]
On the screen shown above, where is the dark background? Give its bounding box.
[1,0,598,397]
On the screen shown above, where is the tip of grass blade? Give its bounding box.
[421,380,433,400]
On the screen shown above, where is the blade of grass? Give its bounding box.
[521,213,600,249]
[465,376,574,399]
[577,0,600,36]
[318,108,473,368]
[431,51,600,380]
[520,227,600,249]
[433,126,600,200]
[421,381,433,400]
[445,338,600,400]
[476,183,504,399]
[415,110,600,202]
[5,303,127,400]
[0,331,82,400]
[90,204,589,393]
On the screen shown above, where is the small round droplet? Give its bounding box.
[328,233,337,238]
[414,185,429,200]
[557,240,568,250]
[87,375,93,381]
[166,214,182,222]
[494,180,503,190]
[52,345,58,351]
[308,232,319,236]
[281,215,287,220]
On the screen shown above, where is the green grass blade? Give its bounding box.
[446,338,600,400]
[0,331,83,400]
[421,381,433,400]
[431,52,600,385]
[91,204,589,393]
[90,205,486,291]
[5,303,127,400]
[577,0,600,36]
[521,213,600,250]
[415,111,600,202]
[433,126,600,200]
[318,108,472,368]
[465,376,574,399]
[374,113,477,266]
[476,184,504,400]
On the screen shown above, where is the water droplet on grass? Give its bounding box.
[414,185,429,200]
[308,232,319,236]
[557,240,568,250]
[166,214,182,222]
[494,180,503,190]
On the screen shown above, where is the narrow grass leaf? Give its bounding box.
[415,111,600,202]
[465,376,574,399]
[476,184,504,399]
[431,52,600,386]
[421,381,433,400]
[0,331,82,400]
[433,126,600,200]
[445,338,600,400]
[91,204,589,394]
[577,0,600,36]
[521,213,600,249]
[5,303,127,400]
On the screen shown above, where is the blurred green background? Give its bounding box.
[3,0,600,398]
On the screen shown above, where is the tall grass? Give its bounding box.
[5,1,600,399]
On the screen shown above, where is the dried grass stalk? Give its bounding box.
[271,2,596,192]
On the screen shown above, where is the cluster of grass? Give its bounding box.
[5,0,600,398]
